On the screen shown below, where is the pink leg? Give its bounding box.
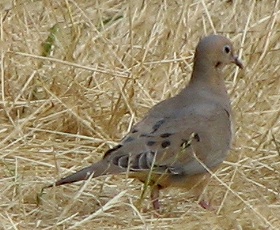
[151,185,161,211]
[199,199,214,210]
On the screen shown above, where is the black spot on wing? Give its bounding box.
[161,140,171,148]
[194,133,200,142]
[131,129,138,133]
[103,144,122,159]
[140,133,153,138]
[151,119,165,134]
[146,141,156,146]
[215,61,222,68]
[122,136,134,143]
[160,133,172,138]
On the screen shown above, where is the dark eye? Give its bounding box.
[224,45,231,54]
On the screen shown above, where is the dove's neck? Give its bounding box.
[189,60,228,96]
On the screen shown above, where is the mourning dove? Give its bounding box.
[45,35,243,211]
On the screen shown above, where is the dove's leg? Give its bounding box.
[198,200,213,210]
[150,184,161,211]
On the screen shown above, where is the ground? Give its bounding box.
[0,0,279,229]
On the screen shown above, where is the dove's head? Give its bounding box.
[194,35,243,70]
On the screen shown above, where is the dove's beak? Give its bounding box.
[233,56,244,69]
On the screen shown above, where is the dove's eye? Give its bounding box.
[224,45,231,54]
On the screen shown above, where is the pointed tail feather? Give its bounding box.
[44,161,122,189]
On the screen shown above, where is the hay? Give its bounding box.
[0,0,279,229]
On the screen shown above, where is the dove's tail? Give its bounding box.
[44,160,123,188]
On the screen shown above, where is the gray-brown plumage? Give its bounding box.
[45,35,243,211]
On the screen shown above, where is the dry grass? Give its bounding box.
[0,0,279,229]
